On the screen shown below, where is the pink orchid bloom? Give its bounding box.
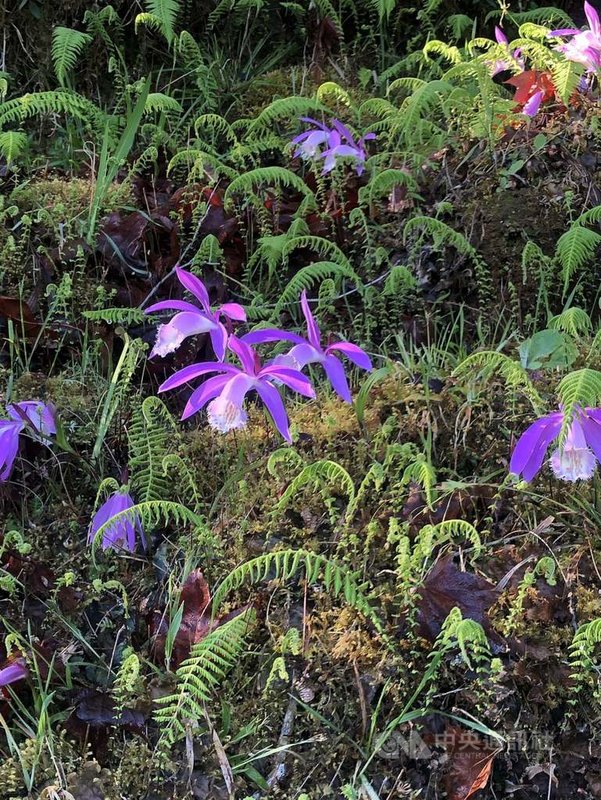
[145,267,246,361]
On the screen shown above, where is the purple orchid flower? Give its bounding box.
[510,406,601,481]
[549,2,601,71]
[292,118,376,176]
[158,335,315,442]
[292,117,332,159]
[0,659,28,688]
[145,267,246,361]
[242,291,372,403]
[320,120,376,177]
[489,26,525,76]
[89,488,145,552]
[0,401,56,481]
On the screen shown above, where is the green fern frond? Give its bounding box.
[315,81,353,107]
[557,368,601,443]
[453,351,542,409]
[402,456,437,508]
[548,307,592,338]
[573,205,601,226]
[423,40,463,65]
[358,168,417,208]
[52,27,92,86]
[0,130,28,164]
[195,113,238,144]
[517,22,552,39]
[0,91,107,132]
[358,98,398,119]
[129,397,178,504]
[441,609,491,670]
[162,454,203,513]
[369,0,398,22]
[276,459,356,513]
[211,549,389,644]
[144,93,183,115]
[383,266,417,295]
[136,0,180,43]
[266,447,304,479]
[224,167,313,209]
[0,72,9,101]
[249,97,328,134]
[272,261,361,317]
[404,215,477,259]
[416,520,482,563]
[552,58,584,104]
[154,608,255,746]
[92,333,146,461]
[282,235,354,271]
[91,500,204,552]
[555,225,601,291]
[83,307,147,326]
[569,618,601,699]
[489,7,574,27]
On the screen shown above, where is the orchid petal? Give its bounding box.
[299,116,330,131]
[300,290,322,349]
[0,659,28,687]
[182,375,231,420]
[228,335,258,375]
[206,374,254,434]
[144,299,200,315]
[522,90,544,117]
[259,366,316,397]
[219,302,247,322]
[509,413,563,480]
[176,267,211,312]
[325,341,372,370]
[580,412,601,461]
[495,25,509,45]
[324,144,362,159]
[209,322,229,361]
[321,151,337,174]
[286,342,323,368]
[149,311,216,359]
[323,355,352,402]
[242,328,306,346]
[0,422,22,481]
[8,401,56,437]
[159,362,238,393]
[586,0,600,37]
[549,27,581,36]
[89,490,143,553]
[331,119,357,145]
[255,380,292,441]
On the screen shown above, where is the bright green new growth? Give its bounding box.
[154,608,256,747]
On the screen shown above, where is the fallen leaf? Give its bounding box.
[505,70,556,106]
[0,296,42,337]
[417,556,504,651]
[150,569,249,667]
[443,725,498,800]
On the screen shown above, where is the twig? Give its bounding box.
[252,688,298,798]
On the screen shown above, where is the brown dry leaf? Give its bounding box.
[417,556,504,651]
[0,295,42,337]
[150,569,249,668]
[443,724,498,800]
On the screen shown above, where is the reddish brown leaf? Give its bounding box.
[417,557,504,651]
[505,70,556,105]
[443,725,498,800]
[150,570,250,668]
[0,296,42,337]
